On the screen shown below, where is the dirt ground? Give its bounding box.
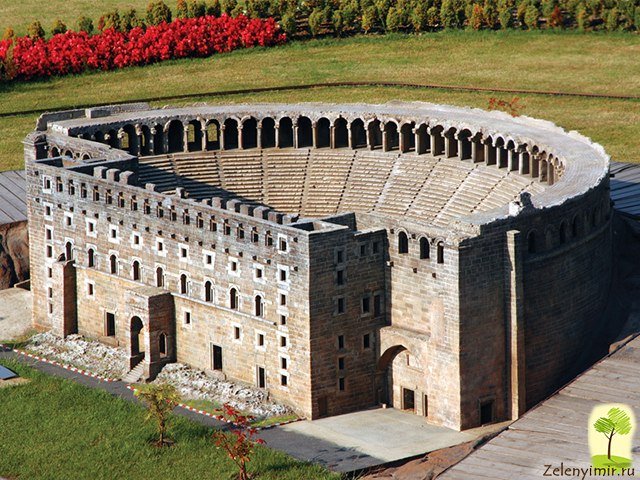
[0,288,31,342]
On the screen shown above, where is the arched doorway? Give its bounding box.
[376,345,407,406]
[130,316,145,361]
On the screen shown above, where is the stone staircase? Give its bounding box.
[122,362,144,384]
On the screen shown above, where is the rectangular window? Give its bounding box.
[362,296,371,314]
[105,312,116,337]
[180,246,188,259]
[223,221,231,235]
[184,311,191,325]
[251,229,259,243]
[234,326,241,340]
[338,377,345,391]
[44,204,52,218]
[255,266,263,279]
[280,357,288,370]
[372,241,380,254]
[80,183,87,198]
[337,297,345,314]
[46,245,53,258]
[87,282,95,297]
[280,335,287,348]
[360,243,367,256]
[374,294,382,316]
[338,357,345,370]
[212,344,223,371]
[132,232,141,247]
[109,225,118,240]
[64,213,73,227]
[257,333,265,347]
[335,248,345,264]
[42,176,52,192]
[205,253,213,265]
[280,374,288,387]
[336,269,345,286]
[278,235,288,252]
[363,333,371,350]
[280,314,287,326]
[337,335,345,350]
[280,293,287,306]
[257,367,266,388]
[279,267,288,282]
[45,226,53,241]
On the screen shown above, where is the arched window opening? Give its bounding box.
[400,123,415,153]
[297,116,313,148]
[65,242,73,261]
[255,295,264,317]
[384,122,399,151]
[87,248,95,268]
[459,130,472,160]
[156,266,164,288]
[167,120,183,153]
[140,125,152,156]
[180,274,188,295]
[205,120,220,150]
[230,288,239,310]
[159,332,167,358]
[316,118,331,148]
[398,231,409,254]
[109,254,118,274]
[204,281,214,302]
[223,118,239,150]
[242,117,258,149]
[278,117,294,148]
[437,241,445,264]
[132,260,141,281]
[419,237,429,259]
[187,120,203,152]
[368,119,383,150]
[261,117,276,148]
[350,119,367,149]
[334,118,348,148]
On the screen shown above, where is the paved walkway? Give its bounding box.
[0,288,31,341]
[0,346,472,473]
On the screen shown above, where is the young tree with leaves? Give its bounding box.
[213,404,265,480]
[134,383,181,447]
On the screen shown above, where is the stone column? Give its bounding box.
[220,125,226,150]
[238,125,244,150]
[162,128,169,153]
[505,230,526,420]
[256,125,263,149]
[293,124,299,149]
[348,126,355,150]
[367,124,375,150]
[382,124,389,152]
[312,121,318,148]
[507,148,516,171]
[548,162,555,186]
[183,126,190,152]
[275,125,280,148]
[201,127,208,151]
[531,154,539,178]
[330,125,336,149]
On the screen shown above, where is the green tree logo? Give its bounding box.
[592,407,633,471]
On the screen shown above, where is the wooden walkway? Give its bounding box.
[611,161,640,219]
[441,334,640,479]
[0,170,26,225]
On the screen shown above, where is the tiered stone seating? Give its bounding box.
[137,155,180,193]
[302,150,355,216]
[217,150,265,201]
[409,159,473,222]
[263,149,310,212]
[375,154,440,216]
[135,148,546,223]
[341,151,396,213]
[172,151,225,199]
[432,165,506,225]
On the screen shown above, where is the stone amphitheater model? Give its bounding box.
[24,102,612,430]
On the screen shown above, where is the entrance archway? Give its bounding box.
[130,316,145,359]
[376,345,408,407]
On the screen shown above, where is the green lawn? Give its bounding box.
[1,0,153,36]
[1,31,639,172]
[0,359,337,480]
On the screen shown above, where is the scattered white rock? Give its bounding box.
[153,362,293,419]
[26,332,129,379]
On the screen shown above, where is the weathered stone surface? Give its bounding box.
[0,221,29,289]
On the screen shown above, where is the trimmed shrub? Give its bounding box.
[410,0,431,31]
[386,6,402,31]
[498,0,514,28]
[51,20,68,35]
[470,3,485,28]
[524,3,540,28]
[188,0,208,17]
[119,9,146,30]
[76,16,95,34]
[281,11,297,36]
[308,8,325,36]
[2,27,15,41]
[206,0,222,16]
[27,21,45,39]
[549,5,564,27]
[441,0,466,28]
[361,5,378,31]
[98,11,121,31]
[483,0,499,28]
[146,1,173,25]
[605,7,621,30]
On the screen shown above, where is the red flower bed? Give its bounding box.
[0,15,286,81]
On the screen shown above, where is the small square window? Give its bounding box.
[46,245,53,258]
[279,267,288,282]
[231,260,237,272]
[133,234,140,246]
[255,267,263,279]
[336,269,345,286]
[278,237,288,252]
[87,282,95,297]
[234,326,241,340]
[180,247,188,259]
[184,311,191,325]
[360,244,367,256]
[205,254,213,265]
[45,226,53,241]
[372,241,380,254]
